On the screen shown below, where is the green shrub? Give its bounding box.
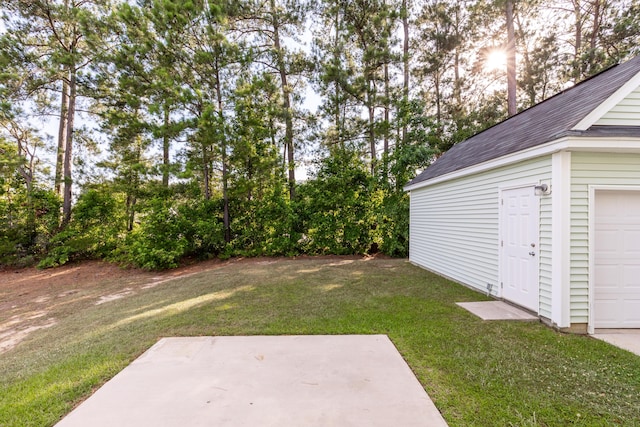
[296,151,379,255]
[115,197,225,270]
[229,184,299,257]
[38,189,125,268]
[0,188,60,266]
[376,191,409,257]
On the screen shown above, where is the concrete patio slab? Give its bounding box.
[456,301,538,321]
[592,329,640,357]
[55,335,448,427]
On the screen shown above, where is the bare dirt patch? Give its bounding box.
[0,258,236,354]
[0,255,382,354]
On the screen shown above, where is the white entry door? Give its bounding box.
[501,186,540,312]
[594,190,640,328]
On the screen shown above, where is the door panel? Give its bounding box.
[501,186,540,312]
[594,190,640,328]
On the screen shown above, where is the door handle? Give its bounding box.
[529,251,536,256]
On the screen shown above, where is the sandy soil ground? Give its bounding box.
[0,255,370,355]
[0,258,236,354]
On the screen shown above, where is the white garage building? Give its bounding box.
[405,56,640,333]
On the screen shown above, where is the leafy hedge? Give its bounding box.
[4,153,411,270]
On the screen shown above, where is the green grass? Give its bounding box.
[1,258,640,426]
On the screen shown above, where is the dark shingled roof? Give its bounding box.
[407,55,640,187]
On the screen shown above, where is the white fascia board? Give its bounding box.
[404,136,640,192]
[403,139,568,192]
[561,136,640,151]
[573,70,640,131]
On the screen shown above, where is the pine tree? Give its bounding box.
[3,0,111,225]
[241,0,311,199]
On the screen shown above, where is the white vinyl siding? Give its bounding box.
[570,152,640,323]
[594,86,640,126]
[410,157,552,309]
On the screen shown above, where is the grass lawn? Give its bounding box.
[1,257,639,426]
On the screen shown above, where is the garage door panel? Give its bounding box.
[594,299,621,326]
[594,300,640,328]
[595,229,620,253]
[623,265,640,288]
[594,190,640,328]
[624,230,640,252]
[622,301,640,327]
[597,194,619,216]
[594,264,618,288]
[622,194,640,211]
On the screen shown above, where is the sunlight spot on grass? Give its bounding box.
[327,260,355,266]
[318,284,343,292]
[297,268,321,273]
[7,357,120,408]
[123,301,172,316]
[113,286,255,328]
[215,303,237,311]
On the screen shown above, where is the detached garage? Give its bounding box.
[405,56,640,333]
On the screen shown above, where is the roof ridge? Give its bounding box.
[464,60,624,143]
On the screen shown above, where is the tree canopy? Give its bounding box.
[1,0,638,269]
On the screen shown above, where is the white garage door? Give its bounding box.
[594,190,640,328]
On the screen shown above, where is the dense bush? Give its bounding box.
[113,196,225,270]
[12,153,411,270]
[229,184,299,257]
[376,191,410,257]
[0,187,60,266]
[296,151,381,255]
[38,189,125,268]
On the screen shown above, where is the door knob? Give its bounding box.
[529,251,536,256]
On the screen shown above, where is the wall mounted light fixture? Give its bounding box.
[534,183,551,196]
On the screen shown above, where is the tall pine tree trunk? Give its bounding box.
[453,5,462,105]
[126,193,136,231]
[506,0,517,117]
[202,142,211,201]
[162,104,170,187]
[62,66,76,225]
[590,0,601,51]
[383,62,390,183]
[222,145,230,243]
[435,72,442,123]
[588,0,602,72]
[55,79,68,195]
[515,12,536,105]
[401,0,409,147]
[367,80,376,176]
[334,7,342,150]
[215,60,230,242]
[573,0,583,80]
[270,0,295,200]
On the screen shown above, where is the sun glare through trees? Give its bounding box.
[485,49,507,71]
